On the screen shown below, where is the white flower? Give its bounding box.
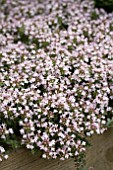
[42,154,46,158]
[4,155,8,159]
[0,146,5,153]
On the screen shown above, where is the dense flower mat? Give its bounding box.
[0,0,113,162]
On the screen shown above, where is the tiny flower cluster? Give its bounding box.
[0,0,113,161]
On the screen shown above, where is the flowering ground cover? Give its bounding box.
[0,0,113,166]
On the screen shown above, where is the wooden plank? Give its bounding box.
[1,128,113,170]
[0,149,75,170]
[85,127,113,170]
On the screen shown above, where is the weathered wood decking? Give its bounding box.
[0,149,75,170]
[85,127,113,170]
[1,127,113,170]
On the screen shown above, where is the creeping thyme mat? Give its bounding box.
[0,0,113,164]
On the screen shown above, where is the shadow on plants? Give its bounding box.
[94,0,113,13]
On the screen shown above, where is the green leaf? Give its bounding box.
[6,139,21,149]
[57,16,63,26]
[106,117,113,128]
[40,41,49,48]
[91,11,99,20]
[18,25,29,44]
[0,82,5,87]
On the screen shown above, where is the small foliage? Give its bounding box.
[94,0,113,13]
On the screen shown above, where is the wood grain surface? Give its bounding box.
[1,127,113,170]
[85,127,113,170]
[0,148,75,170]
